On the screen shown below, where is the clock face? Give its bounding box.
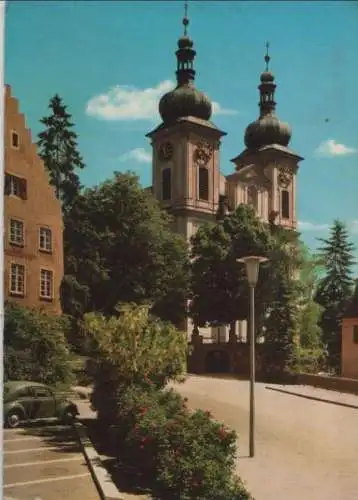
[159,142,174,161]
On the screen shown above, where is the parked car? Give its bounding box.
[3,380,79,428]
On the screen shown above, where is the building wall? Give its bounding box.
[341,317,358,379]
[4,85,64,314]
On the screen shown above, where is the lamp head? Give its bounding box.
[236,255,268,287]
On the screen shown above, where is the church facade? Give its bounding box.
[146,11,303,342]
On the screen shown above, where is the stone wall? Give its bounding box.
[296,373,358,396]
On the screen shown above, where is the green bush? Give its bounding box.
[289,345,326,374]
[85,303,188,422]
[4,302,74,386]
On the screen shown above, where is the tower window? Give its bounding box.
[198,167,209,201]
[281,190,290,219]
[162,168,171,201]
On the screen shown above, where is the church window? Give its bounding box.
[198,167,209,201]
[162,168,171,201]
[247,185,258,210]
[281,190,290,219]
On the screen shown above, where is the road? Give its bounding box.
[172,376,358,500]
[3,422,100,500]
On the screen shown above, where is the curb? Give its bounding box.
[74,421,123,500]
[265,386,358,410]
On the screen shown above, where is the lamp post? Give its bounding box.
[236,255,268,458]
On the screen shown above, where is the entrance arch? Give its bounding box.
[205,350,230,373]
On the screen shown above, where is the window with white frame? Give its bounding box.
[40,269,53,299]
[10,263,25,296]
[39,227,52,252]
[9,219,24,246]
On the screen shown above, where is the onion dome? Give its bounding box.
[158,1,212,124]
[244,43,292,149]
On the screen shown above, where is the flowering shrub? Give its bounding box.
[86,305,252,499]
[104,384,252,499]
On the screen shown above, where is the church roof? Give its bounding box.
[231,143,304,165]
[146,116,226,139]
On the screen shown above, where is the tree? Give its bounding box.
[314,220,356,372]
[62,172,190,325]
[83,303,188,421]
[190,204,301,334]
[263,276,299,377]
[190,204,273,329]
[4,302,74,386]
[37,94,85,211]
[347,279,358,315]
[294,244,324,349]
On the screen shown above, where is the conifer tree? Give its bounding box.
[314,220,356,371]
[37,94,85,211]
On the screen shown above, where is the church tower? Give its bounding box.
[146,3,226,242]
[228,44,303,229]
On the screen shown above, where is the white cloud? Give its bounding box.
[86,80,237,121]
[314,139,357,157]
[119,148,151,164]
[350,220,358,234]
[212,101,238,116]
[298,220,358,235]
[298,221,329,231]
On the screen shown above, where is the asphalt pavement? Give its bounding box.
[3,422,100,500]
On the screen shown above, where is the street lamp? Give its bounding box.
[236,255,268,458]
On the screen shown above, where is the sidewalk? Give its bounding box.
[266,384,358,409]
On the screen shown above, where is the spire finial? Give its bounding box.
[264,41,270,71]
[183,0,189,36]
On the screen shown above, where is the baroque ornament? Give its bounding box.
[278,164,292,188]
[193,141,213,166]
[159,142,174,161]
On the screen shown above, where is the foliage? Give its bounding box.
[37,94,85,211]
[345,279,358,317]
[263,277,299,377]
[85,303,188,422]
[292,244,325,362]
[63,172,190,324]
[103,385,252,500]
[4,302,74,386]
[297,299,323,349]
[190,204,301,336]
[190,205,273,328]
[60,275,90,352]
[314,220,356,371]
[289,345,327,375]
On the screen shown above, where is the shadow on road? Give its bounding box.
[16,421,82,453]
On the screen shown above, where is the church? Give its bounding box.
[145,7,303,342]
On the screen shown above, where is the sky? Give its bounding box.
[4,0,358,269]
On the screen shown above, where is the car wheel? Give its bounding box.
[6,410,23,429]
[61,409,77,425]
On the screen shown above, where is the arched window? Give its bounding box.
[162,168,171,201]
[198,167,209,201]
[281,190,290,219]
[247,185,258,210]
